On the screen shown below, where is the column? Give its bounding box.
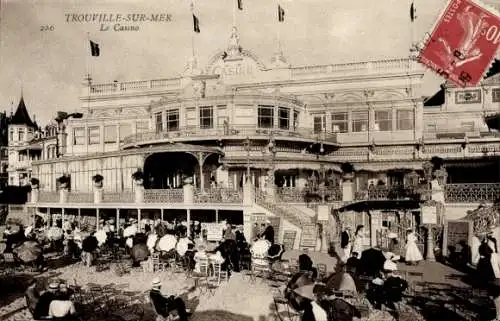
[187,209,191,236]
[215,209,219,223]
[199,161,204,190]
[62,208,65,226]
[426,226,436,262]
[138,208,142,228]
[160,208,164,221]
[233,173,237,189]
[78,208,81,228]
[96,208,100,230]
[47,208,51,227]
[116,209,120,233]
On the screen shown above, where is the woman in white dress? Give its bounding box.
[404,229,423,265]
[351,225,364,259]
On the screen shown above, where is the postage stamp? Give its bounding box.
[418,0,500,87]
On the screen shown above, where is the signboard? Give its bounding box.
[283,230,297,250]
[251,214,267,223]
[421,206,438,225]
[202,223,225,241]
[442,219,473,257]
[300,223,318,249]
[317,205,329,221]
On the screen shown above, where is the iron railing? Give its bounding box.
[103,191,135,203]
[121,125,337,146]
[276,187,342,203]
[193,188,243,203]
[67,193,93,203]
[144,189,184,203]
[444,183,500,203]
[354,186,421,201]
[38,191,59,203]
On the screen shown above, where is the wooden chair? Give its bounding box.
[210,261,229,285]
[191,259,210,295]
[151,253,168,273]
[251,259,271,283]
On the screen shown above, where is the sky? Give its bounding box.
[0,0,499,126]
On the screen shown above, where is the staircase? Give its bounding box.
[255,190,314,228]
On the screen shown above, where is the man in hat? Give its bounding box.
[149,278,190,321]
[381,260,407,313]
[293,284,328,321]
[261,219,275,244]
[33,282,59,319]
[48,283,77,320]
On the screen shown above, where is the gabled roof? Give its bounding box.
[10,97,36,128]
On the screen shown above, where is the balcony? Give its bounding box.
[194,188,243,203]
[89,78,181,96]
[355,186,421,201]
[444,183,500,203]
[121,125,337,148]
[276,187,342,203]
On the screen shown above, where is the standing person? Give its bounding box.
[351,225,364,259]
[404,229,423,265]
[48,284,77,320]
[261,220,275,245]
[340,227,352,263]
[485,234,500,321]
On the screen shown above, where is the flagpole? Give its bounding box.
[191,0,196,58]
[276,0,281,52]
[233,0,236,28]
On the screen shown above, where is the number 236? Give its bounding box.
[40,25,55,31]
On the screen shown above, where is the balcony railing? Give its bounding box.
[90,78,181,95]
[144,189,184,203]
[67,193,93,203]
[38,191,59,203]
[194,188,243,203]
[122,125,337,147]
[355,186,421,201]
[103,191,135,203]
[276,187,342,203]
[444,183,500,203]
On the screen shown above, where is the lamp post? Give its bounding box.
[244,137,251,182]
[421,160,436,261]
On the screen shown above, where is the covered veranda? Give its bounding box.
[142,143,224,190]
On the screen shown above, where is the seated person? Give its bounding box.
[33,282,59,319]
[48,287,77,320]
[345,252,360,276]
[298,254,318,280]
[382,262,407,311]
[149,278,190,321]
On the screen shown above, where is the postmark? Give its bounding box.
[418,0,500,87]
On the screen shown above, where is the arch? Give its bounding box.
[205,49,267,75]
[332,92,365,103]
[372,90,407,101]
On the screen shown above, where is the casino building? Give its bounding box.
[9,27,500,253]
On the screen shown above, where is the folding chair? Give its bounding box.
[210,262,229,285]
[191,259,210,295]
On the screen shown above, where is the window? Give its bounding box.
[104,125,117,143]
[352,111,368,132]
[73,127,85,145]
[136,121,149,133]
[166,109,179,131]
[199,106,214,129]
[331,112,348,133]
[293,110,299,130]
[278,107,290,130]
[493,88,500,102]
[258,106,274,128]
[461,121,474,132]
[396,110,414,130]
[18,129,24,141]
[9,129,13,142]
[374,110,392,131]
[119,123,133,142]
[155,112,163,133]
[313,116,324,133]
[88,126,100,145]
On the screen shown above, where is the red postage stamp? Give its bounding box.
[418,0,500,87]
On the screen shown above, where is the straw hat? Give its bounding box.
[49,282,59,290]
[388,232,398,239]
[293,284,315,301]
[151,278,161,288]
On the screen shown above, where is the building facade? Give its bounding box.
[13,28,500,251]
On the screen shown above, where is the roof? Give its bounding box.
[424,87,445,107]
[10,97,36,128]
[485,59,500,79]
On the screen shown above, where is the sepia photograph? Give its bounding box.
[0,0,499,320]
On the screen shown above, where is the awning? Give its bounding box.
[355,162,422,172]
[336,200,422,213]
[485,113,500,131]
[227,162,342,172]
